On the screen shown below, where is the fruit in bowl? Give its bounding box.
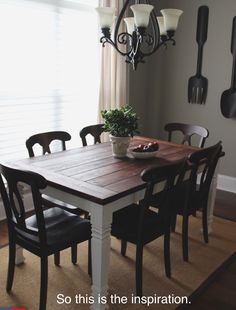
[131,142,159,158]
[132,144,145,152]
[132,142,159,153]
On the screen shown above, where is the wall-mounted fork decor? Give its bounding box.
[188,6,209,104]
[220,17,236,119]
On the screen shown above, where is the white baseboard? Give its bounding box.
[217,174,236,193]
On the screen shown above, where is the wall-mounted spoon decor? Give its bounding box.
[220,17,236,119]
[188,6,209,104]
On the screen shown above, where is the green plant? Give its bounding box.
[101,104,139,137]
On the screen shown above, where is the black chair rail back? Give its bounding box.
[0,164,48,246]
[138,159,187,239]
[188,141,223,199]
[80,124,104,146]
[164,123,209,148]
[26,131,71,157]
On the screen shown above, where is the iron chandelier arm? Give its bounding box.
[141,36,176,57]
[100,34,133,57]
[154,36,176,52]
[114,0,130,46]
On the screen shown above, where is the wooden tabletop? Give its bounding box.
[8,136,198,205]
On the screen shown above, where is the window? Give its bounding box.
[0,0,100,160]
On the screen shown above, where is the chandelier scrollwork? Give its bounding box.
[96,1,183,70]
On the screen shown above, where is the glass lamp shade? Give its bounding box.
[130,4,154,28]
[157,16,167,36]
[160,9,183,31]
[124,17,135,35]
[95,7,116,29]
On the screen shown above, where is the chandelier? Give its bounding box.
[96,1,183,70]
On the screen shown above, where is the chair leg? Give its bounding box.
[6,241,16,292]
[136,244,143,297]
[54,252,60,266]
[182,215,189,262]
[71,245,77,265]
[84,212,90,219]
[40,256,48,310]
[164,232,171,278]
[171,214,177,232]
[88,239,92,277]
[202,205,209,243]
[121,240,127,257]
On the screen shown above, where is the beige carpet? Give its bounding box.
[0,215,235,310]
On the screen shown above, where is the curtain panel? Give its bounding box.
[98,0,128,126]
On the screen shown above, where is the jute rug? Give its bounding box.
[177,252,236,309]
[0,215,235,310]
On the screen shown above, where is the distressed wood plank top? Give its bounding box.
[7,136,198,205]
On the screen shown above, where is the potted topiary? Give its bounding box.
[101,104,139,158]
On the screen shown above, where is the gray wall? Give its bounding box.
[129,0,236,178]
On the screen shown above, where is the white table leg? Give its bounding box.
[90,205,113,310]
[15,245,25,265]
[207,162,220,233]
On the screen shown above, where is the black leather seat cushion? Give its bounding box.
[19,208,91,253]
[112,204,166,245]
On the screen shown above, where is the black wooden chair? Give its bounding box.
[111,159,187,296]
[0,164,91,310]
[151,141,224,262]
[26,131,89,265]
[176,141,223,261]
[79,124,104,146]
[164,123,209,148]
[25,131,71,157]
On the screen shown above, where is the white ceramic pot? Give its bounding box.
[109,135,131,158]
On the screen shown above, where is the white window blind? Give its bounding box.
[0,0,100,160]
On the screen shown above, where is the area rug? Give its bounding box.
[177,252,236,309]
[0,215,235,310]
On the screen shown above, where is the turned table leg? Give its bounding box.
[90,205,113,310]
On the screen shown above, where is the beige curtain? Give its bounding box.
[98,0,128,126]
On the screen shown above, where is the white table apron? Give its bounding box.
[15,164,220,310]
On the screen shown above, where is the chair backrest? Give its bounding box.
[0,164,48,246]
[164,123,209,148]
[187,141,223,202]
[26,131,71,157]
[138,159,187,237]
[80,124,104,147]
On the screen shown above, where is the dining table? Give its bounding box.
[7,136,219,310]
